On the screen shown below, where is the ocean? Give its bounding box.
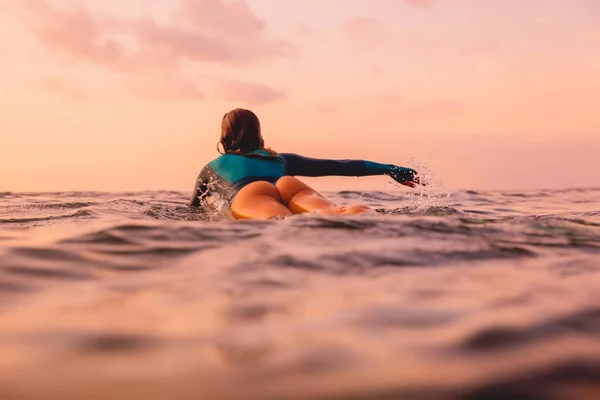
[1,187,599,399]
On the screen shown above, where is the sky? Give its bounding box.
[0,0,598,192]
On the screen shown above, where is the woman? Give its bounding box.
[188,108,421,219]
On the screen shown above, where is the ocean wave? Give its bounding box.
[0,209,95,224]
[1,189,600,399]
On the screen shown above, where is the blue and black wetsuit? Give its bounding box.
[188,149,416,207]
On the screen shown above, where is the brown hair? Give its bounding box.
[218,108,276,155]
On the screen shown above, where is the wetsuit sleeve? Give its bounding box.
[187,166,210,207]
[279,153,417,182]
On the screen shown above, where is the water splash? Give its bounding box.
[201,193,229,221]
[384,158,452,212]
[197,176,230,221]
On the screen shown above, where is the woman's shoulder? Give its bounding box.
[208,154,236,167]
[209,150,286,167]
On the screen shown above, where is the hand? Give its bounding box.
[387,165,422,188]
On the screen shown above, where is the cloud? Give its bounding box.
[21,1,127,70]
[22,0,294,67]
[212,78,287,105]
[18,0,291,101]
[132,0,294,65]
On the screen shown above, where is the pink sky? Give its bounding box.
[1,0,598,192]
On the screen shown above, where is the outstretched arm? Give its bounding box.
[280,153,419,186]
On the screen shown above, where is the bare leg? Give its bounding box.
[275,176,373,215]
[231,181,293,220]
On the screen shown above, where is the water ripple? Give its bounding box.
[0,189,599,399]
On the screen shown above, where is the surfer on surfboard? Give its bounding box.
[187,108,421,219]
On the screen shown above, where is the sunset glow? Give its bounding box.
[1,0,598,192]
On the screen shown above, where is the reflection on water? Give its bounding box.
[1,189,599,399]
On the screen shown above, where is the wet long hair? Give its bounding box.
[217,108,276,156]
